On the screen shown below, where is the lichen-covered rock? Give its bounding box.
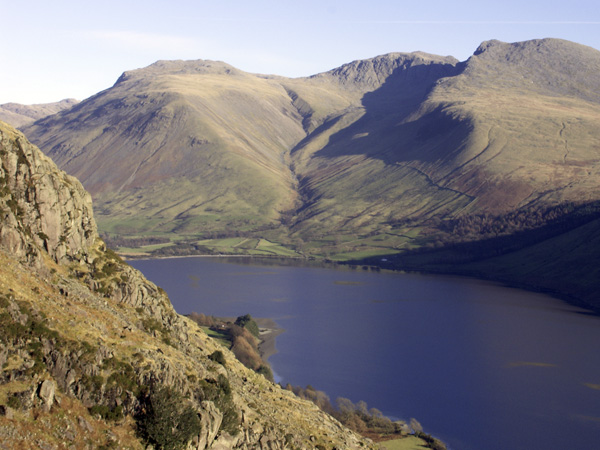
[38,379,56,411]
[196,401,223,449]
[0,122,96,265]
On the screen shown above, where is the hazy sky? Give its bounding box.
[2,0,599,104]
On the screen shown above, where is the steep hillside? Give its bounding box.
[23,61,310,238]
[22,52,463,247]
[0,121,374,449]
[0,99,78,128]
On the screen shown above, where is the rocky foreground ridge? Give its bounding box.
[0,120,374,449]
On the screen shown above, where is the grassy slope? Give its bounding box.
[379,436,431,450]
[25,62,307,239]
[286,53,470,249]
[0,244,374,449]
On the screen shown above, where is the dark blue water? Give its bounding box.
[130,257,600,450]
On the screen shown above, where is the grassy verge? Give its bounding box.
[378,436,429,449]
[199,326,231,348]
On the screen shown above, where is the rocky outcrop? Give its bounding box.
[315,51,460,92]
[0,120,375,449]
[0,122,96,266]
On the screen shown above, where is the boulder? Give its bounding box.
[38,379,56,411]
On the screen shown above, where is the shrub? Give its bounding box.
[89,404,123,421]
[101,261,119,277]
[208,350,226,366]
[416,431,447,450]
[104,359,139,395]
[234,314,259,338]
[188,312,216,327]
[141,317,164,334]
[7,395,21,409]
[230,335,262,370]
[197,375,239,435]
[256,365,274,382]
[136,385,202,450]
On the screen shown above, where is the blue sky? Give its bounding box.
[1,0,599,104]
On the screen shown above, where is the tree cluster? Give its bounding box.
[439,201,600,242]
[284,385,446,448]
[188,313,273,381]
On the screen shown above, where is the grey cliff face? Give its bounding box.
[0,122,96,265]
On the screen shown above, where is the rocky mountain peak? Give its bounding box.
[313,51,460,91]
[115,59,243,86]
[466,38,600,102]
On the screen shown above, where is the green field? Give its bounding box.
[200,326,231,348]
[377,436,429,450]
[195,237,301,257]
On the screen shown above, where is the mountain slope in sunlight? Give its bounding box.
[22,39,600,270]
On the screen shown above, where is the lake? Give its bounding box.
[130,256,600,450]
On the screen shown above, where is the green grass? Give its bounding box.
[332,248,401,261]
[197,237,248,248]
[200,326,231,348]
[117,242,175,253]
[194,237,300,257]
[377,436,429,450]
[255,239,300,257]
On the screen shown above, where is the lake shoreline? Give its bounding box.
[254,317,285,362]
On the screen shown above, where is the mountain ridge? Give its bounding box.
[0,99,79,128]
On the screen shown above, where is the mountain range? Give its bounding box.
[0,99,78,128]
[18,38,600,310]
[0,120,377,449]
